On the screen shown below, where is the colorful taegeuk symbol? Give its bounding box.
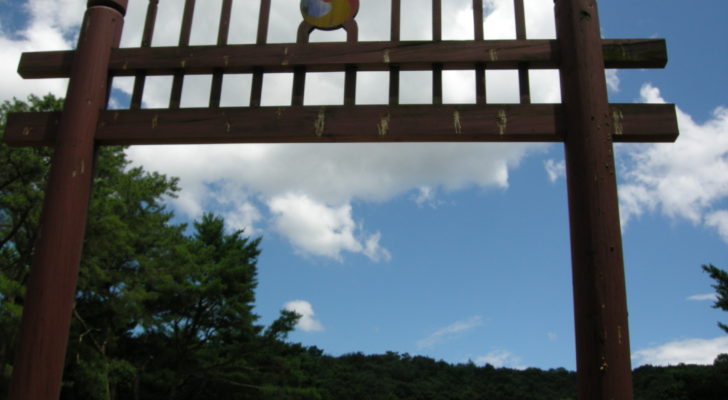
[300,0,360,30]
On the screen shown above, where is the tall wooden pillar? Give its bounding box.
[8,1,127,399]
[555,0,634,398]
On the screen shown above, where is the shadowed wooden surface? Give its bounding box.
[5,103,677,146]
[17,39,668,78]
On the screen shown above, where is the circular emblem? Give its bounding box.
[300,0,359,30]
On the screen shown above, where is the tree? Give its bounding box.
[702,264,728,334]
[0,94,182,399]
[1,95,308,400]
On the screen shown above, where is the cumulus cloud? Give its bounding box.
[632,337,728,366]
[617,84,728,241]
[0,0,82,101]
[417,316,484,349]
[268,193,390,262]
[475,349,525,369]
[544,83,728,243]
[283,300,324,332]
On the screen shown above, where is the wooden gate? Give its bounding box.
[4,0,678,398]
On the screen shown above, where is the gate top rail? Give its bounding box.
[17,39,667,79]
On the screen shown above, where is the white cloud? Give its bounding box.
[126,141,537,261]
[0,0,81,101]
[547,332,558,341]
[605,69,620,93]
[475,349,526,369]
[268,193,390,262]
[705,210,728,243]
[687,293,718,302]
[413,186,440,208]
[417,316,484,349]
[617,84,728,242]
[632,337,728,366]
[544,159,565,183]
[283,300,324,332]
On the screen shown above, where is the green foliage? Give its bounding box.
[1,94,63,394]
[0,95,303,399]
[702,264,728,333]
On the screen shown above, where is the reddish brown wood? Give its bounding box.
[474,0,486,105]
[389,0,401,105]
[130,0,158,109]
[140,0,158,47]
[344,21,358,106]
[17,39,669,78]
[473,0,484,40]
[433,0,442,41]
[256,0,271,44]
[431,0,442,105]
[345,64,357,106]
[218,0,233,45]
[169,0,196,109]
[556,0,634,398]
[178,0,196,46]
[250,0,272,107]
[4,103,678,146]
[514,0,531,104]
[210,0,233,108]
[514,0,527,39]
[7,2,126,399]
[391,0,401,42]
[433,64,443,105]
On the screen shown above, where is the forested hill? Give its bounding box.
[223,345,726,400]
[1,95,726,399]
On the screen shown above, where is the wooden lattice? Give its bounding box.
[5,0,677,146]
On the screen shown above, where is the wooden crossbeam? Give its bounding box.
[17,39,667,79]
[5,103,677,146]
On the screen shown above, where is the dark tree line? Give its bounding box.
[1,95,726,399]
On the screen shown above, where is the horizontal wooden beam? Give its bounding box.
[5,103,677,146]
[18,39,666,79]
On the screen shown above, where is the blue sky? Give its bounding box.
[1,0,727,370]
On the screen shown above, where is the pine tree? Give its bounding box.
[702,264,728,334]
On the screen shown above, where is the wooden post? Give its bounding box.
[8,1,126,399]
[555,0,634,398]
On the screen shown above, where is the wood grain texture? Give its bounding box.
[5,103,677,146]
[17,39,668,78]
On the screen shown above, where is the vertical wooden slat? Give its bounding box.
[473,0,484,40]
[432,0,442,41]
[514,0,531,104]
[389,0,401,105]
[292,22,312,106]
[251,0,271,107]
[473,0,486,104]
[131,0,159,109]
[217,0,233,44]
[170,0,196,109]
[291,66,306,106]
[343,23,358,106]
[256,0,272,44]
[433,64,443,105]
[178,0,195,46]
[432,0,442,104]
[210,0,233,108]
